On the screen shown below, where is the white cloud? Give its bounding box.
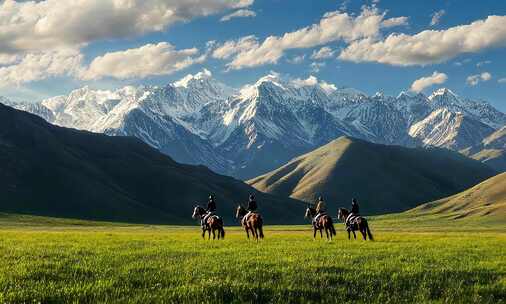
[286,54,306,64]
[290,75,337,94]
[476,60,492,67]
[310,62,326,73]
[0,0,252,55]
[220,9,256,22]
[0,54,19,66]
[310,47,335,60]
[498,78,506,84]
[410,71,448,93]
[81,43,204,80]
[211,35,258,59]
[454,58,471,66]
[339,15,506,66]
[381,16,409,28]
[218,6,390,70]
[430,9,446,26]
[0,49,83,87]
[466,72,492,86]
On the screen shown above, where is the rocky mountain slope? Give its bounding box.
[3,71,505,178]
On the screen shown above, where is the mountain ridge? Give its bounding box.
[3,70,505,178]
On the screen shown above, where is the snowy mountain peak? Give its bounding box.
[429,88,458,100]
[173,69,213,88]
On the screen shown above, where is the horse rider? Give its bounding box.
[313,196,326,226]
[202,195,216,228]
[244,194,257,222]
[346,198,360,229]
[351,198,360,215]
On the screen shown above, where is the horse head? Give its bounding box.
[235,205,246,218]
[304,206,316,219]
[337,208,349,222]
[192,205,204,219]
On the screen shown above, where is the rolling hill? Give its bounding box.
[0,103,304,224]
[247,136,496,214]
[405,172,506,221]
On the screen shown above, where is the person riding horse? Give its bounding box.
[243,194,257,223]
[313,196,326,227]
[201,195,217,228]
[346,198,360,229]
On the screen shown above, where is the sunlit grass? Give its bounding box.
[0,215,504,303]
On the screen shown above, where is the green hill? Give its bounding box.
[406,172,506,222]
[247,136,496,214]
[0,103,304,224]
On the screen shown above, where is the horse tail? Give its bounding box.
[330,220,336,236]
[220,227,225,239]
[365,220,374,241]
[258,216,264,239]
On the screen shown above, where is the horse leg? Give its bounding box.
[208,229,211,240]
[202,228,205,239]
[212,229,216,240]
[313,226,317,240]
[245,227,250,239]
[361,226,367,240]
[325,228,329,241]
[352,230,356,240]
[348,230,351,240]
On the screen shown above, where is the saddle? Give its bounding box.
[242,211,257,225]
[345,213,360,227]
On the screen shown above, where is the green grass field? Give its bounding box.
[0,214,504,303]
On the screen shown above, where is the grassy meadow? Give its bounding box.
[0,214,504,303]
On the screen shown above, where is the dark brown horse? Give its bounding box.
[236,205,264,240]
[337,208,373,241]
[305,207,336,241]
[192,206,225,240]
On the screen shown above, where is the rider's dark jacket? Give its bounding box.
[351,202,359,214]
[247,199,257,212]
[207,199,216,212]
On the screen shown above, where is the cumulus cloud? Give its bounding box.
[0,49,83,86]
[310,47,335,60]
[410,71,448,93]
[430,9,446,26]
[216,6,389,70]
[286,54,306,64]
[476,60,492,67]
[290,75,337,94]
[339,15,506,66]
[220,9,256,21]
[466,72,492,86]
[211,35,258,59]
[0,0,252,55]
[81,42,204,80]
[310,62,326,73]
[381,16,409,28]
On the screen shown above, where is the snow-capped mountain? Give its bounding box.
[2,70,506,178]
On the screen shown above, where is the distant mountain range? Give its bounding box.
[247,136,496,214]
[3,70,506,179]
[0,103,304,224]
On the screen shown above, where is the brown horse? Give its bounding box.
[236,205,264,240]
[192,206,225,240]
[337,208,373,241]
[305,207,336,241]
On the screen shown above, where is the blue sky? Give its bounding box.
[1,0,506,111]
